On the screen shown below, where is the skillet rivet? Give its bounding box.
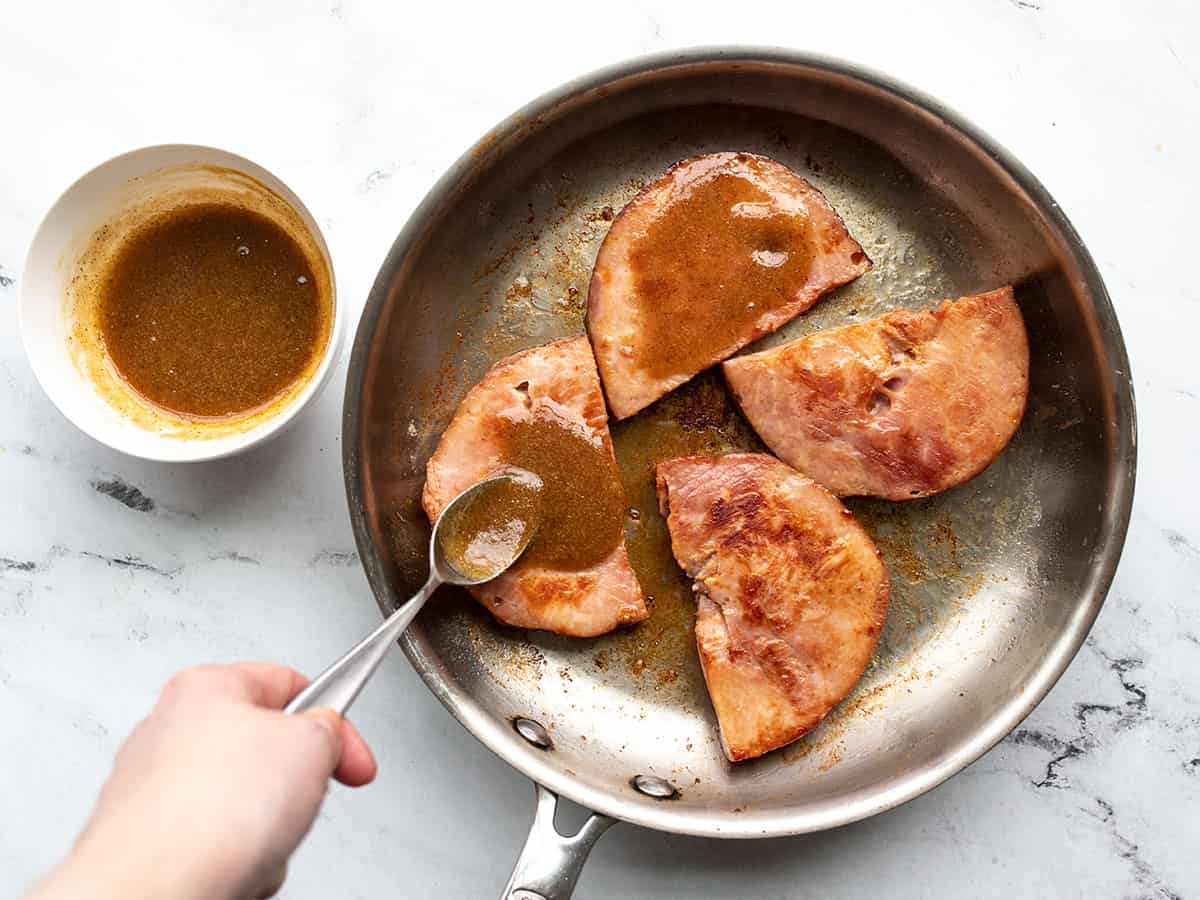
[513,716,553,749]
[631,774,679,800]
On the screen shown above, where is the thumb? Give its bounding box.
[298,708,344,772]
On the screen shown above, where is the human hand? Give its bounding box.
[29,663,377,900]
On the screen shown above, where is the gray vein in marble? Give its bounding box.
[1165,37,1200,91]
[1086,797,1183,900]
[311,549,358,567]
[2,542,345,583]
[0,267,13,288]
[1092,646,1149,715]
[1164,529,1197,557]
[1008,727,1083,788]
[359,168,396,192]
[76,550,178,577]
[1009,0,1042,11]
[4,543,180,579]
[91,477,156,513]
[1008,642,1149,789]
[208,550,261,565]
[358,162,419,195]
[1,586,29,618]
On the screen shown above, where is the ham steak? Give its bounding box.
[423,337,648,637]
[588,152,871,420]
[656,453,888,761]
[723,287,1029,500]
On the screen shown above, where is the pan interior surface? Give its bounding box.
[347,52,1134,837]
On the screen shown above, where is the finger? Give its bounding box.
[254,863,288,898]
[225,662,311,709]
[334,719,378,787]
[299,707,345,773]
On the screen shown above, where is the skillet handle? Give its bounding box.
[500,783,616,900]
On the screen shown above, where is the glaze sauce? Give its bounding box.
[98,203,326,419]
[630,169,814,379]
[497,412,625,570]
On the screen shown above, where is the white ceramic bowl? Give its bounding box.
[19,144,342,462]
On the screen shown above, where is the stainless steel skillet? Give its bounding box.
[342,48,1136,898]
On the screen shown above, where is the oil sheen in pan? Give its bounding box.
[403,106,1051,787]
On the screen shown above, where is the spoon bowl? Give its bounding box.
[432,469,544,585]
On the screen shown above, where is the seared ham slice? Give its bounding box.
[588,152,870,419]
[424,337,648,637]
[724,287,1028,500]
[656,453,888,761]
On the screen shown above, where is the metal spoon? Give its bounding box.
[286,471,540,715]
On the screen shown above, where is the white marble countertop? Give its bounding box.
[3,1,1197,897]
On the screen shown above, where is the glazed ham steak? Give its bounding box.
[588,152,871,420]
[724,287,1029,500]
[423,337,648,637]
[656,453,888,761]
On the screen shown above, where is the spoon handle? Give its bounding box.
[286,575,440,716]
